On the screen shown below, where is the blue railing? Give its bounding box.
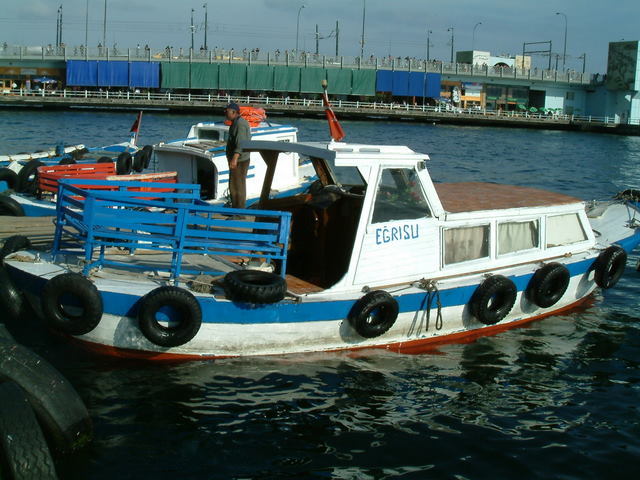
[53,179,291,283]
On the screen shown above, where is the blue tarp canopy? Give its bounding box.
[98,61,128,87]
[391,71,410,96]
[66,60,98,86]
[129,62,160,88]
[376,70,393,92]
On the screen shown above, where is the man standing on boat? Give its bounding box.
[224,102,251,208]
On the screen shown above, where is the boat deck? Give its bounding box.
[435,182,581,213]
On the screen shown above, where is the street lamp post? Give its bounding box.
[556,12,567,70]
[360,0,366,59]
[203,3,208,51]
[103,0,107,49]
[84,0,89,48]
[190,8,195,53]
[472,22,482,51]
[296,5,305,53]
[447,27,454,63]
[426,29,432,61]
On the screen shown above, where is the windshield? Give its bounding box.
[326,158,366,187]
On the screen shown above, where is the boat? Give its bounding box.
[2,139,639,360]
[148,109,315,204]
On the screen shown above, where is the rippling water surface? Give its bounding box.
[2,109,640,479]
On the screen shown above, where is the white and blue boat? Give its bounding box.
[2,139,639,360]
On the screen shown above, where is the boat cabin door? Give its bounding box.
[351,165,440,286]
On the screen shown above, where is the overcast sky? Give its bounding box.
[1,0,638,73]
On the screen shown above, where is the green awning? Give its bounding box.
[351,69,376,96]
[160,62,190,89]
[190,63,218,89]
[273,65,300,92]
[219,64,247,90]
[326,69,352,95]
[247,65,274,91]
[300,67,326,93]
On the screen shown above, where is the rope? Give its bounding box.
[417,279,443,332]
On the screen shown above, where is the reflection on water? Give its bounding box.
[2,111,640,479]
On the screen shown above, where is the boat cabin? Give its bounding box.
[151,122,306,202]
[242,140,595,293]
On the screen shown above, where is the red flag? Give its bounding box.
[321,81,345,142]
[130,111,143,134]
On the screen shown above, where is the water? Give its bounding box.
[2,110,640,479]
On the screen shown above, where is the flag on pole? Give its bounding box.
[129,111,143,146]
[321,80,345,142]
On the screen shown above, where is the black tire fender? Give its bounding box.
[0,195,25,217]
[132,150,146,172]
[0,340,93,454]
[17,160,44,194]
[224,269,287,304]
[0,167,19,190]
[348,290,399,338]
[138,286,202,348]
[0,267,24,320]
[58,155,76,165]
[116,152,132,175]
[41,273,103,336]
[470,275,517,325]
[141,145,154,169]
[594,245,627,289]
[526,262,570,308]
[0,381,58,479]
[0,234,31,264]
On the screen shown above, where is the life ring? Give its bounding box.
[0,235,31,264]
[17,160,44,194]
[526,262,570,308]
[141,145,154,169]
[137,286,202,348]
[348,290,399,338]
[0,338,93,453]
[132,149,147,172]
[470,275,517,325]
[58,155,76,165]
[116,152,133,175]
[97,156,112,163]
[594,246,627,289]
[0,195,25,217]
[224,270,287,304]
[0,167,18,190]
[0,267,24,320]
[0,381,57,478]
[41,272,103,336]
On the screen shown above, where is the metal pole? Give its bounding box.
[103,0,107,48]
[85,0,89,48]
[203,3,208,50]
[60,5,63,46]
[472,22,482,51]
[426,29,432,61]
[556,12,567,70]
[335,20,339,56]
[581,53,586,73]
[296,5,305,53]
[315,24,319,54]
[190,8,195,52]
[360,0,366,59]
[56,7,60,46]
[448,27,454,63]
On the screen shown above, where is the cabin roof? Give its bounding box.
[435,182,582,213]
[240,140,429,165]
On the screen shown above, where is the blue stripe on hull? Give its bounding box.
[8,257,598,325]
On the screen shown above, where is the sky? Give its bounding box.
[1,0,638,74]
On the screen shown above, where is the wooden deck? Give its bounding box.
[434,182,581,213]
[0,215,56,247]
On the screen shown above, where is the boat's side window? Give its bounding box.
[546,213,587,247]
[498,219,539,255]
[443,225,490,265]
[371,168,431,223]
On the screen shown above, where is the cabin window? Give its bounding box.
[371,168,431,223]
[443,225,490,265]
[546,213,587,247]
[498,220,539,255]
